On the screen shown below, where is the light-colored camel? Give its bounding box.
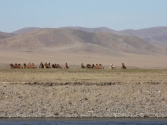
[109,64,116,69]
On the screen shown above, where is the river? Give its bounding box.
[0,118,167,125]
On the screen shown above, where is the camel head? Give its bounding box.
[10,63,13,67]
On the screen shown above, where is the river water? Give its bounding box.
[0,118,167,125]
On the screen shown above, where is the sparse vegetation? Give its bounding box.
[0,68,166,83]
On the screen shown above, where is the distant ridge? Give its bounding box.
[0,31,15,40]
[60,26,115,33]
[9,26,167,47]
[1,27,167,68]
[60,26,167,45]
[117,27,167,44]
[0,28,166,56]
[12,27,40,34]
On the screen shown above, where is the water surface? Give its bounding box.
[0,118,167,125]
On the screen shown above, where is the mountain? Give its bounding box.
[0,31,15,40]
[10,26,167,46]
[60,26,167,46]
[117,27,167,44]
[0,28,164,56]
[12,27,40,34]
[60,26,115,33]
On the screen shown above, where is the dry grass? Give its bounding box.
[0,68,167,83]
[1,68,167,117]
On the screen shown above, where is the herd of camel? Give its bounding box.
[9,62,127,69]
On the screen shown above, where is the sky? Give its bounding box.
[0,0,167,32]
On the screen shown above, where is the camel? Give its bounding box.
[109,64,116,69]
[52,64,56,68]
[51,63,62,69]
[24,63,36,69]
[39,62,44,68]
[10,63,15,68]
[44,63,52,68]
[93,64,104,69]
[10,63,23,69]
[23,63,26,69]
[64,63,69,69]
[121,63,126,69]
[81,63,85,68]
[99,64,104,69]
[86,64,93,68]
[56,64,62,69]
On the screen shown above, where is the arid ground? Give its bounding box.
[0,68,167,117]
[1,50,167,69]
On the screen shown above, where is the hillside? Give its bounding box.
[11,26,167,45]
[117,27,167,44]
[60,26,167,46]
[0,32,15,40]
[12,27,40,34]
[60,27,115,33]
[0,28,163,55]
[1,28,167,68]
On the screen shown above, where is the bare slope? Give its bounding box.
[0,28,162,55]
[60,26,115,33]
[12,27,40,34]
[0,32,15,40]
[61,26,167,46]
[11,26,167,46]
[118,27,167,44]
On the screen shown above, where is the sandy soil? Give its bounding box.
[0,69,167,117]
[1,50,167,69]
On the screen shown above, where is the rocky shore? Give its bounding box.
[0,82,167,117]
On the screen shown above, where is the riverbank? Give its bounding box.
[0,69,167,117]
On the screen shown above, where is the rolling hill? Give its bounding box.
[1,27,167,68]
[117,27,167,45]
[0,28,163,55]
[12,27,40,34]
[60,26,167,45]
[0,31,15,40]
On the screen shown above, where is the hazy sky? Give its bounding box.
[1,0,167,32]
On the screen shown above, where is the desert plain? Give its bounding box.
[0,68,167,117]
[0,27,167,117]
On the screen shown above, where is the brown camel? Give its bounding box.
[10,63,23,69]
[39,62,44,68]
[44,63,52,68]
[81,63,85,68]
[64,63,69,69]
[99,64,104,69]
[86,64,93,68]
[121,63,126,69]
[24,63,36,69]
[93,64,104,69]
[10,63,15,69]
[52,64,56,68]
[56,64,62,69]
